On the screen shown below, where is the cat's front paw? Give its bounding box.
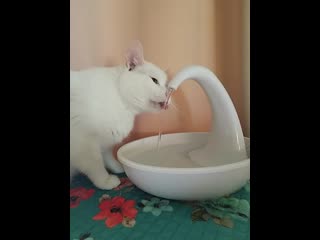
[107,160,124,174]
[95,175,121,190]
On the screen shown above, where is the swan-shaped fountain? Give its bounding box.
[117,65,250,200]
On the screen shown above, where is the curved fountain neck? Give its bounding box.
[168,65,247,166]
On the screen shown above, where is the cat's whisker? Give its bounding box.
[132,97,146,109]
[170,102,180,111]
[169,99,181,112]
[168,100,188,118]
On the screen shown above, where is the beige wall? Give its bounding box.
[70,0,250,152]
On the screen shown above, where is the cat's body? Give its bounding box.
[70,67,135,147]
[70,41,168,189]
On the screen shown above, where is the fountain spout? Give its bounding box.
[168,65,247,166]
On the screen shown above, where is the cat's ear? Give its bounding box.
[125,40,144,71]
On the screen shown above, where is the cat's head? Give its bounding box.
[118,40,169,113]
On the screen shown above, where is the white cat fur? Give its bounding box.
[70,41,168,189]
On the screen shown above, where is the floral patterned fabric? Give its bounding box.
[70,174,250,240]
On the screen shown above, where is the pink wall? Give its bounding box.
[70,0,249,153]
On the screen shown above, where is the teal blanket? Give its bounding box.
[70,174,250,240]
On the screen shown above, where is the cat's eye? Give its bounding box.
[151,77,159,85]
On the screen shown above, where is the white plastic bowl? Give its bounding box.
[117,132,250,200]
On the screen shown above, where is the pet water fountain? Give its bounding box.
[117,65,250,200]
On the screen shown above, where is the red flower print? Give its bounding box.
[113,178,133,190]
[93,196,138,228]
[70,187,95,208]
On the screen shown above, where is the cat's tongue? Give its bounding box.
[159,102,167,109]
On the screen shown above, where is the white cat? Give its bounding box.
[70,41,169,189]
